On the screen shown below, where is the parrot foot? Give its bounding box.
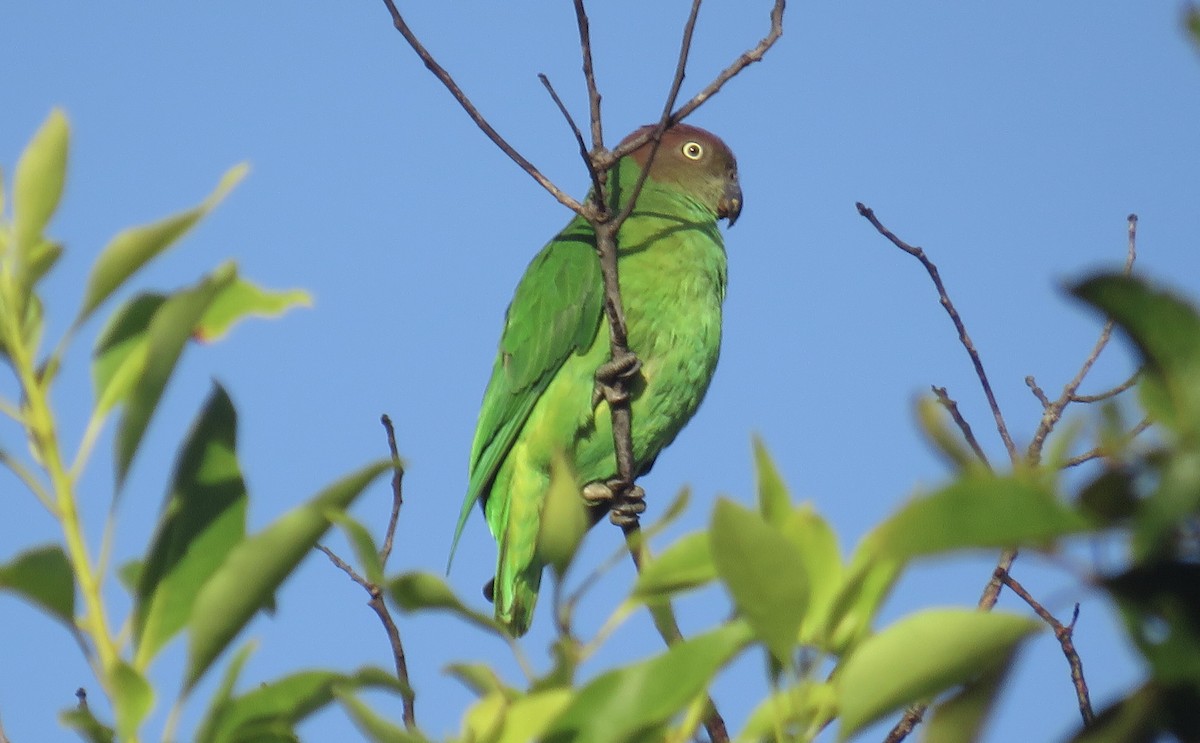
[582,478,646,526]
[591,352,642,409]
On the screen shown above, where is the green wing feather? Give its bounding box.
[447,214,604,568]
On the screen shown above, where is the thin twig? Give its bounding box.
[316,416,416,730]
[379,414,405,566]
[1070,369,1140,404]
[1026,214,1138,465]
[539,74,604,200]
[571,0,603,154]
[378,0,582,214]
[997,570,1094,725]
[1064,416,1152,468]
[931,386,992,469]
[857,202,1019,464]
[605,0,787,166]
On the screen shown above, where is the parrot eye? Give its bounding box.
[681,141,704,160]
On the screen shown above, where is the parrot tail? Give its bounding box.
[493,558,543,637]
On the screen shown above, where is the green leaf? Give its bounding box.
[13,110,68,262]
[134,384,248,668]
[739,681,837,742]
[778,504,843,646]
[192,643,256,743]
[59,706,115,743]
[753,436,792,524]
[825,537,901,654]
[76,163,246,325]
[388,572,508,637]
[710,498,808,663]
[445,663,515,698]
[337,691,429,743]
[837,609,1040,739]
[0,544,75,626]
[198,667,403,743]
[916,396,979,470]
[874,473,1090,562]
[1072,274,1200,438]
[26,239,64,288]
[497,688,573,743]
[112,662,154,741]
[92,293,166,416]
[543,621,752,743]
[1187,6,1200,49]
[185,461,389,689]
[194,277,311,343]
[924,659,1014,743]
[632,531,715,601]
[116,264,235,486]
[1067,683,1158,743]
[537,452,587,579]
[328,512,384,587]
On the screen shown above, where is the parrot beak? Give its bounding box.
[718,176,743,226]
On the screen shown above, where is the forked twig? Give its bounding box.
[857,202,1019,464]
[317,415,415,729]
[997,570,1094,725]
[1026,214,1139,465]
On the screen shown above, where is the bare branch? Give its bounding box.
[379,414,405,566]
[931,386,992,468]
[606,0,787,165]
[857,202,1019,464]
[1026,214,1138,464]
[317,415,417,729]
[1070,369,1140,404]
[571,0,603,152]
[1025,375,1052,409]
[1064,416,1152,468]
[539,74,604,200]
[998,570,1094,726]
[378,0,582,214]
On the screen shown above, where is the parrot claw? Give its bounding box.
[609,484,646,527]
[582,480,616,506]
[592,353,642,409]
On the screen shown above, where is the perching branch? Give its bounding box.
[997,569,1094,726]
[317,415,415,730]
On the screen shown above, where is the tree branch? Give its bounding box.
[1026,214,1138,465]
[997,570,1094,726]
[931,385,992,469]
[857,202,1019,464]
[317,415,416,730]
[378,0,582,214]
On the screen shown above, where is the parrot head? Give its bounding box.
[619,123,742,226]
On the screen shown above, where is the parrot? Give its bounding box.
[450,123,742,637]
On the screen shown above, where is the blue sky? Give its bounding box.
[3,2,1199,741]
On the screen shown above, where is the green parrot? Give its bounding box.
[450,123,742,636]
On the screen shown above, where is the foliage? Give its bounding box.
[0,111,394,742]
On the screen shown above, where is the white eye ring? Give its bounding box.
[682,141,704,160]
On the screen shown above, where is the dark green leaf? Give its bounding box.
[874,474,1090,562]
[710,498,808,663]
[92,293,166,416]
[192,643,256,743]
[1073,274,1200,437]
[0,544,75,626]
[116,265,235,487]
[76,164,246,325]
[1105,561,1200,683]
[185,461,389,689]
[199,667,402,743]
[1077,468,1139,523]
[837,609,1040,740]
[1068,683,1159,743]
[134,384,248,668]
[543,621,751,743]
